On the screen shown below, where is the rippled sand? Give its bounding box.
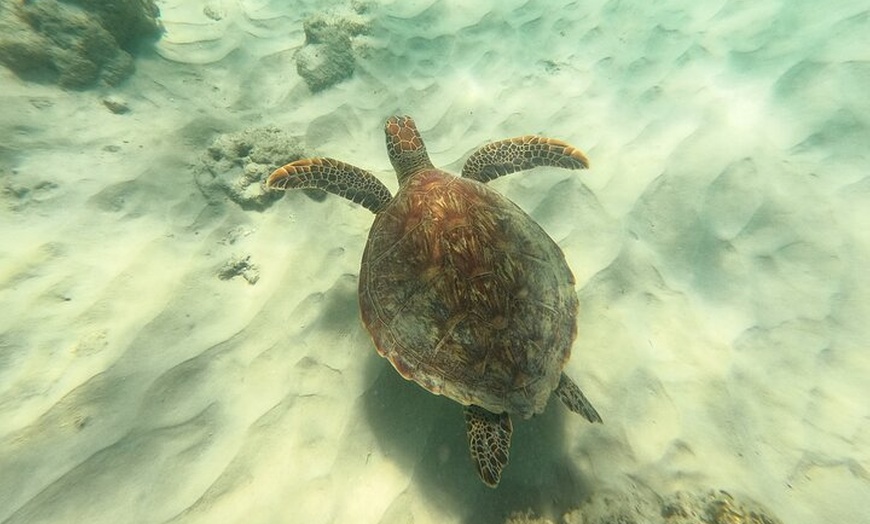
[1,1,868,523]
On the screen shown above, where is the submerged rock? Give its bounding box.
[505,488,784,524]
[295,4,371,92]
[197,126,309,211]
[217,255,260,285]
[0,0,162,88]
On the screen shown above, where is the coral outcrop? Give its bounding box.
[0,0,162,88]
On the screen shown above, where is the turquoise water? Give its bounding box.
[0,1,868,523]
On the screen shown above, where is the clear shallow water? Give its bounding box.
[0,1,868,523]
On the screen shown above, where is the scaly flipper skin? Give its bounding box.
[555,373,602,424]
[266,157,393,213]
[464,405,513,488]
[461,135,590,183]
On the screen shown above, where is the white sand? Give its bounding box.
[1,1,868,522]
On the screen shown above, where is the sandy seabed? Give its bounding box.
[1,1,868,523]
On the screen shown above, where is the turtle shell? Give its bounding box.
[359,168,578,418]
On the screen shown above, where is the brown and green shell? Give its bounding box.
[358,167,578,418]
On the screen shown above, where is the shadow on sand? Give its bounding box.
[361,351,597,523]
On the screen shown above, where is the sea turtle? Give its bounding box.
[267,115,602,487]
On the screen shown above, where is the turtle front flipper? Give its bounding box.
[461,136,589,183]
[464,405,512,487]
[267,157,393,213]
[556,373,602,423]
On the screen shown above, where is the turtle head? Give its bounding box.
[385,115,435,185]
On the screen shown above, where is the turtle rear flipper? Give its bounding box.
[461,136,589,183]
[464,405,512,488]
[267,157,393,213]
[556,373,602,423]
